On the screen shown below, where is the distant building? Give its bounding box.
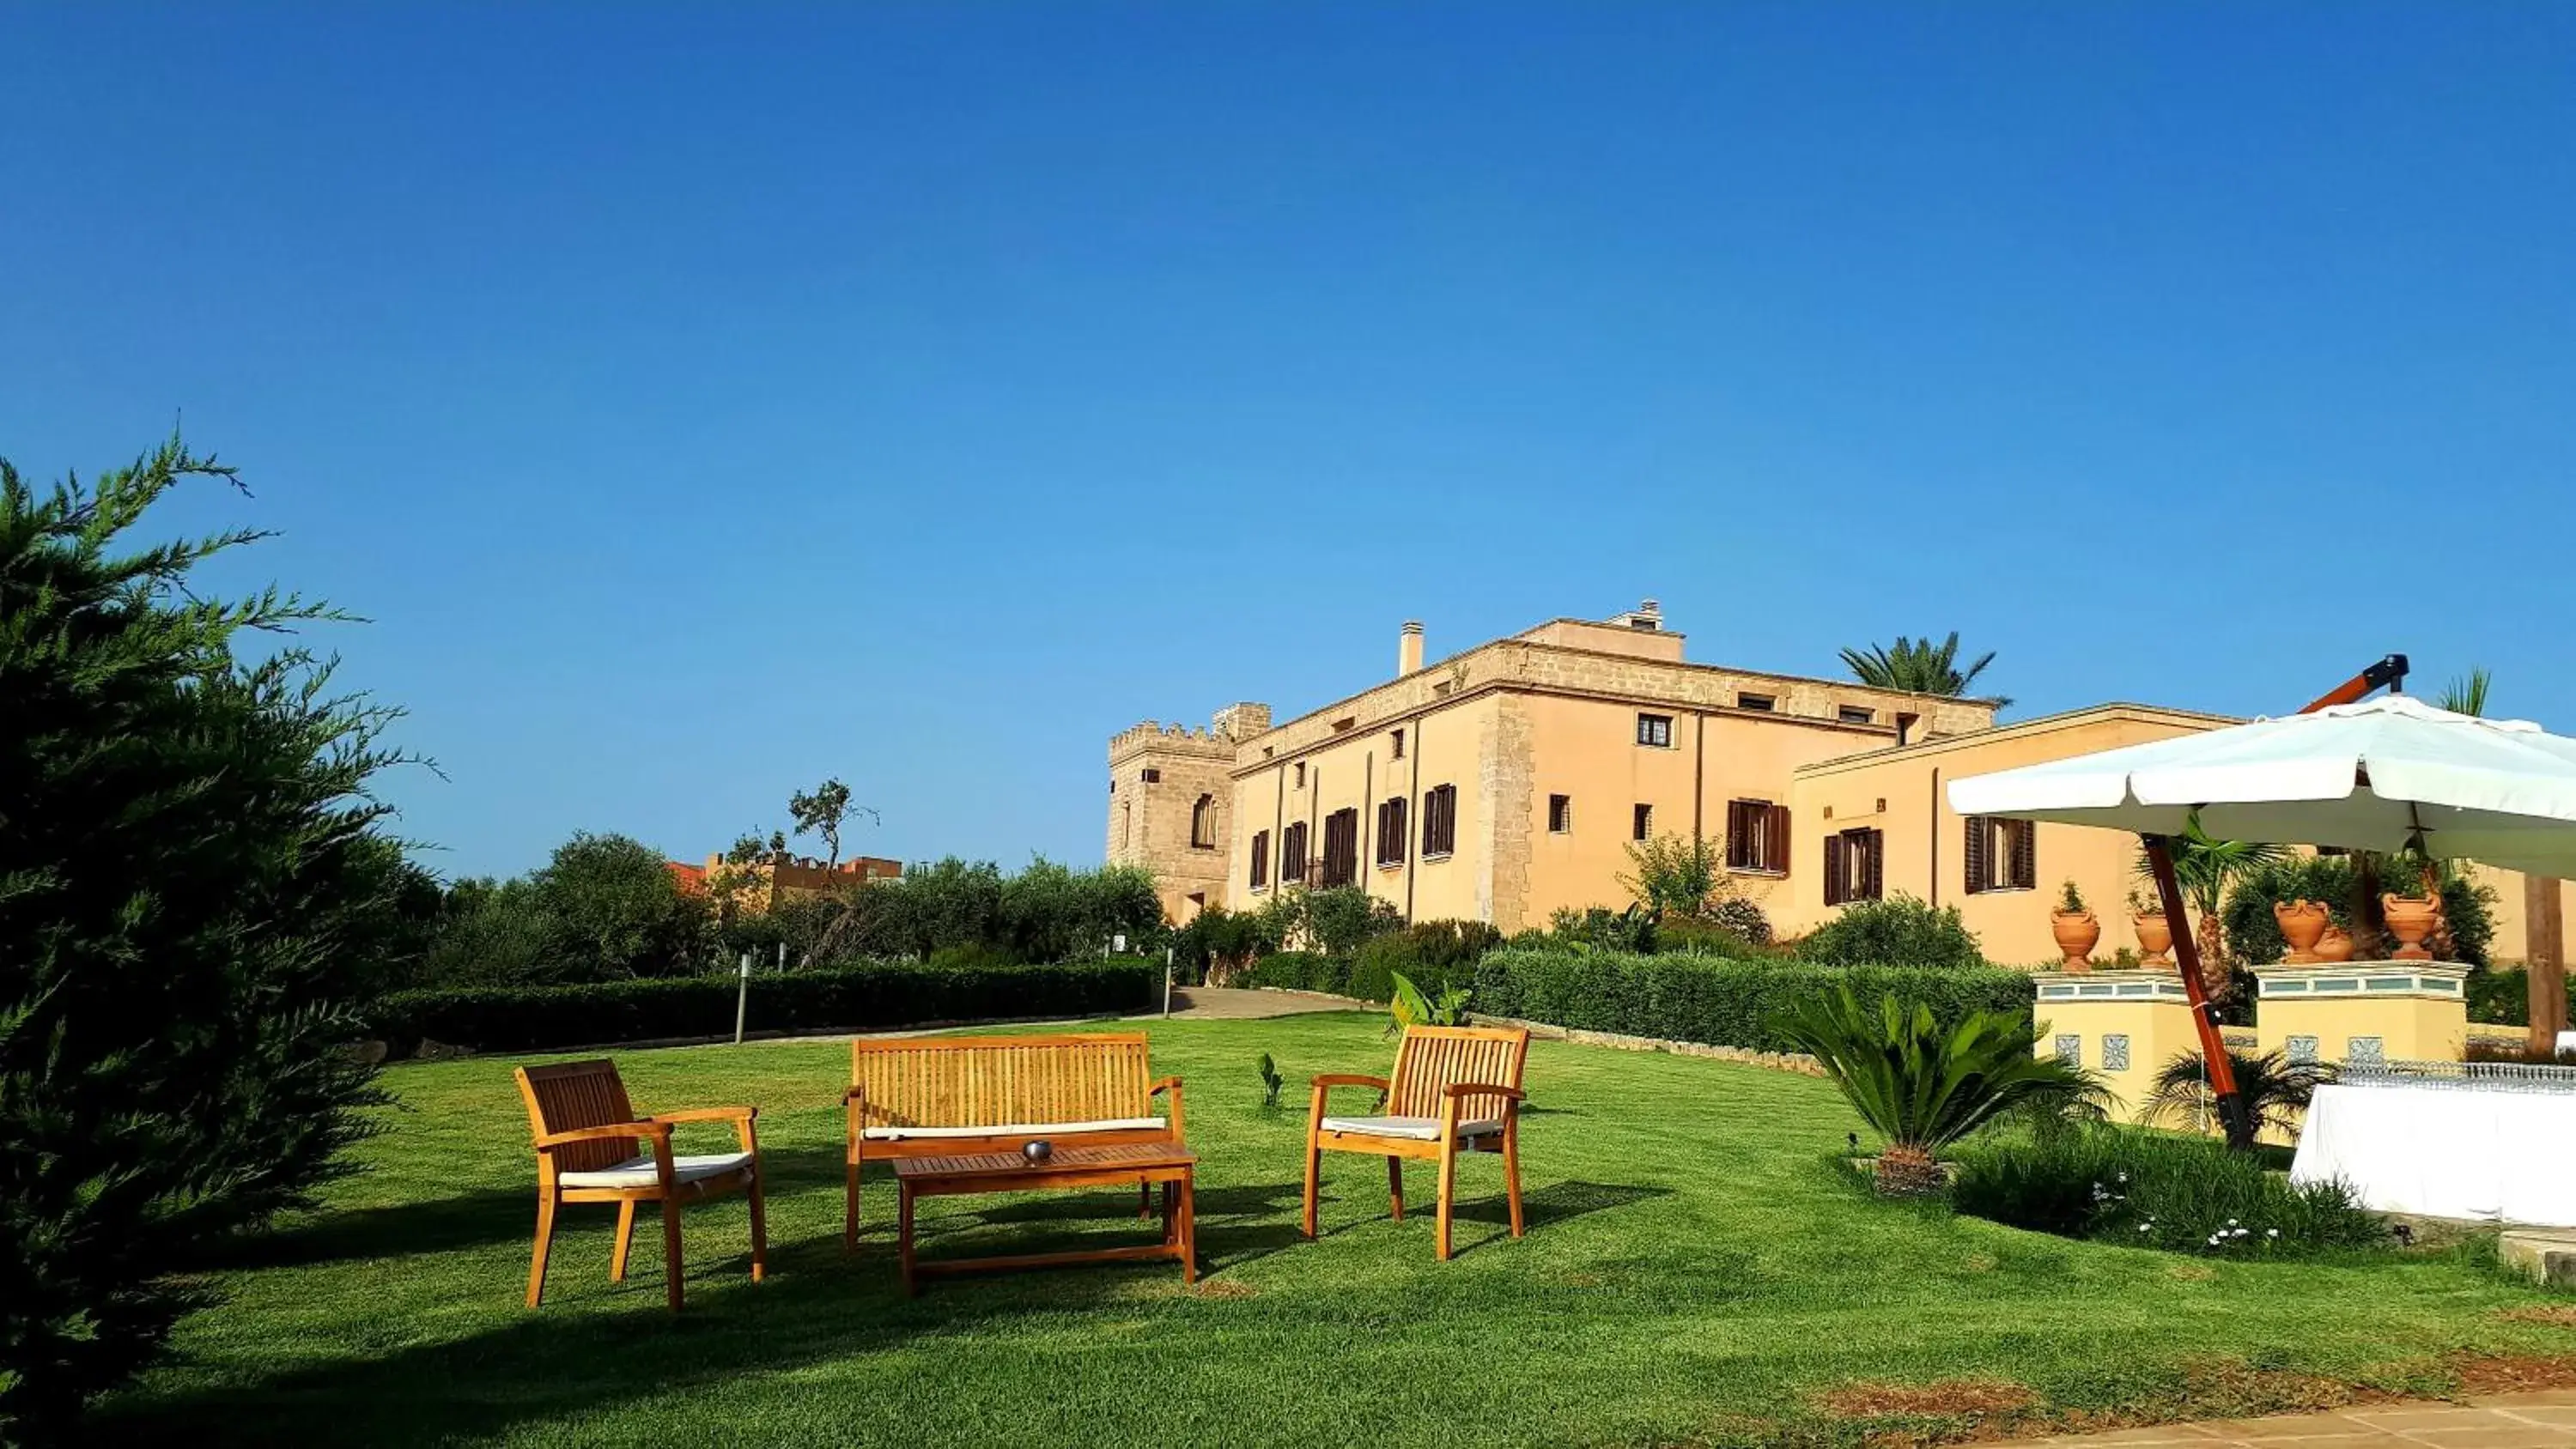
[668,852,902,913]
[1104,600,2574,966]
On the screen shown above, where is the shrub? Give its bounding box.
[1797,894,1985,969]
[1547,904,1659,955]
[1241,951,1348,996]
[2470,967,2529,1026]
[2222,854,2497,967]
[1773,987,2102,1193]
[1658,915,1770,957]
[1471,949,2035,1052]
[1951,1125,2386,1257]
[2,440,407,1434]
[364,957,1156,1057]
[2138,1049,2335,1141]
[1348,920,1502,1003]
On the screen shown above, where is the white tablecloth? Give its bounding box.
[2293,1082,2576,1226]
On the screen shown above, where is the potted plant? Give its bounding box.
[2050,879,2099,972]
[2314,922,2356,963]
[2127,886,2174,969]
[2381,892,2441,961]
[2272,899,2330,964]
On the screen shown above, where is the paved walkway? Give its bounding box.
[1158,985,1360,1020]
[2020,1391,2576,1446]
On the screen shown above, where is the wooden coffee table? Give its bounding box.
[893,1142,1197,1296]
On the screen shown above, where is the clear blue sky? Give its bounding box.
[5,3,2570,882]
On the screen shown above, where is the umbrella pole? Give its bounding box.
[2142,834,2254,1150]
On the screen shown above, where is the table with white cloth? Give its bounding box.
[2292,1081,2576,1226]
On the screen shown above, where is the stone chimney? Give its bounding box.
[1398,620,1425,676]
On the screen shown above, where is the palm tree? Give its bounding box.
[2136,815,2285,998]
[1839,632,2011,707]
[1771,986,2105,1195]
[2142,1048,2334,1141]
[2436,666,2493,718]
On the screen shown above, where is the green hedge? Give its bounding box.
[364,957,1157,1056]
[2470,967,2529,1027]
[1240,951,1348,996]
[1470,948,2037,1052]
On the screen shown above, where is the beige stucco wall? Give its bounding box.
[1784,708,2240,965]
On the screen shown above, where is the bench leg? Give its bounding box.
[898,1184,918,1298]
[1178,1171,1197,1286]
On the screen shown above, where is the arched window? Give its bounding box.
[1191,793,1218,849]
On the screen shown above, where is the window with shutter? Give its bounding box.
[1421,784,1457,858]
[1376,797,1407,867]
[1249,831,1270,889]
[1765,803,1789,872]
[1824,834,1847,906]
[1862,828,1885,900]
[1965,816,1991,894]
[2009,818,2037,890]
[1282,822,1309,883]
[1725,799,1791,873]
[1321,809,1360,887]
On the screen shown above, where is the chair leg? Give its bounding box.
[1302,1139,1323,1240]
[611,1200,636,1282]
[1387,1155,1406,1221]
[746,1168,769,1283]
[526,1191,558,1309]
[1139,1180,1153,1220]
[1435,1137,1460,1261]
[1503,1126,1525,1238]
[844,1155,861,1254]
[661,1198,685,1313]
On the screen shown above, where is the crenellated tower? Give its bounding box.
[1107,702,1270,923]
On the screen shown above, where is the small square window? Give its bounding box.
[1636,712,1674,748]
[1292,762,1306,788]
[1140,767,1161,784]
[1632,803,1652,840]
[1838,705,1874,725]
[1390,728,1406,760]
[1547,794,1572,834]
[1738,692,1775,712]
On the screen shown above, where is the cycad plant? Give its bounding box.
[1771,987,2105,1195]
[2141,1048,2334,1141]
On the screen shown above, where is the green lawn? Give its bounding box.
[103,1012,2576,1446]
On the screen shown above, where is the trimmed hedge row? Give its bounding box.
[1470,948,2038,1052]
[365,957,1158,1057]
[1237,950,1479,1005]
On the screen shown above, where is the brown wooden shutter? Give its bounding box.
[1825,834,1846,906]
[2011,819,2037,890]
[1964,816,1989,894]
[1864,829,1886,900]
[1766,803,1790,873]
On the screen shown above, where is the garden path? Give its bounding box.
[2020,1390,2576,1447]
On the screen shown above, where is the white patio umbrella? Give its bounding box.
[1948,695,2576,878]
[1947,693,2576,1147]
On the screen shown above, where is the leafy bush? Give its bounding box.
[2,440,407,1434]
[1773,987,2102,1192]
[1796,894,1985,968]
[1951,1125,2386,1257]
[2139,1049,2335,1141]
[1547,904,1660,955]
[364,957,1156,1057]
[1472,949,2035,1052]
[2470,967,2529,1026]
[1348,919,1501,1003]
[1166,905,1280,985]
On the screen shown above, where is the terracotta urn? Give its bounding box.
[2381,894,2441,961]
[2050,909,2100,972]
[2132,911,2175,969]
[2274,899,2330,965]
[2313,925,2355,964]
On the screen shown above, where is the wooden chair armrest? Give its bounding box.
[1441,1083,1526,1103]
[841,1085,867,1103]
[536,1121,668,1150]
[1150,1076,1182,1095]
[646,1106,757,1125]
[1310,1074,1389,1090]
[1151,1076,1184,1141]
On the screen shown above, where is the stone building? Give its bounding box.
[1103,601,2574,966]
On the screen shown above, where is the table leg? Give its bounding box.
[1177,1169,1197,1286]
[898,1183,917,1299]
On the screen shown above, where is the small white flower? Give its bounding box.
[2117,1171,2129,1183]
[2138,1223,2152,1233]
[2266,1228,2280,1239]
[2233,1228,2249,1237]
[2227,1217,2239,1226]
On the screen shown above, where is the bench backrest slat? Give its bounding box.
[1389,1025,1528,1124]
[852,1034,1154,1129]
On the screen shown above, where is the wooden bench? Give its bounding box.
[843,1033,1182,1250]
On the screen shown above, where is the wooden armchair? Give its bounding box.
[1303,1024,1530,1259]
[515,1058,767,1311]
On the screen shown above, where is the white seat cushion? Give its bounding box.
[560,1151,754,1191]
[1320,1114,1504,1142]
[861,1117,1166,1142]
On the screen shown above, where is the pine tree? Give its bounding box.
[1,438,408,1434]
